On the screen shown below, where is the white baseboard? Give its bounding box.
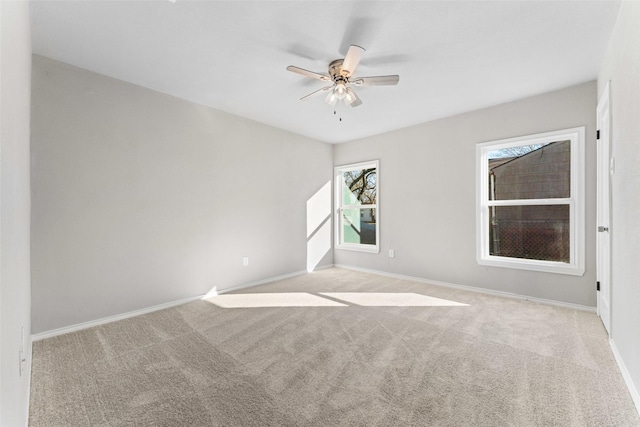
[204,269,308,297]
[25,335,32,427]
[32,269,310,341]
[31,263,595,342]
[610,338,640,417]
[310,263,334,272]
[333,264,596,312]
[31,295,204,341]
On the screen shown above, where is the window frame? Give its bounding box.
[334,160,380,254]
[476,127,585,275]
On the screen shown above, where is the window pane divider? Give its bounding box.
[486,198,572,207]
[340,204,377,209]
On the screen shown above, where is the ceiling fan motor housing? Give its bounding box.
[329,59,350,82]
[328,59,350,101]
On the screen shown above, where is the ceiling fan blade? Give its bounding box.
[341,45,365,77]
[300,86,333,101]
[346,88,362,107]
[352,75,400,86]
[286,65,331,81]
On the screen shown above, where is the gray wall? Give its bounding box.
[1,1,32,425]
[598,0,640,408]
[334,81,597,307]
[31,56,333,334]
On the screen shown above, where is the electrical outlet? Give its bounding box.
[389,249,395,258]
[242,256,249,267]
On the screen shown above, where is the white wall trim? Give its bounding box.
[203,269,308,298]
[610,338,640,417]
[334,264,596,312]
[32,269,310,341]
[25,337,33,427]
[31,295,204,341]
[311,263,334,272]
[31,263,596,342]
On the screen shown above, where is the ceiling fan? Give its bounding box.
[286,44,399,107]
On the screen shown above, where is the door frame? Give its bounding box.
[596,81,612,334]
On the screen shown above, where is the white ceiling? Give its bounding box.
[30,1,621,144]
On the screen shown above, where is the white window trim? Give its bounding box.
[335,160,380,254]
[476,127,585,276]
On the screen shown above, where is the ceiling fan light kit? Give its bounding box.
[287,44,399,108]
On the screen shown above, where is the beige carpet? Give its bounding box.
[29,268,640,426]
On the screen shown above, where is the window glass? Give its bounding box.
[476,128,584,275]
[488,141,571,200]
[342,169,376,205]
[342,208,377,245]
[489,205,570,262]
[335,161,379,253]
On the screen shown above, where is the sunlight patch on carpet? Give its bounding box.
[204,292,469,308]
[204,293,347,308]
[320,292,469,307]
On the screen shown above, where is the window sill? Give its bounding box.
[336,243,380,254]
[477,255,585,276]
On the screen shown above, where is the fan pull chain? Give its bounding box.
[333,110,343,122]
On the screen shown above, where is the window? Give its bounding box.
[335,160,379,253]
[476,127,585,275]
